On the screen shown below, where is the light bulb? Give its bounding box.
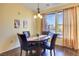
[34,15,37,19]
[38,13,42,19]
[40,15,43,19]
[38,13,41,17]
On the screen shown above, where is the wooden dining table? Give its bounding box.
[27,35,51,41]
[27,35,51,55]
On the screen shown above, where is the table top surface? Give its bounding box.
[27,35,51,41]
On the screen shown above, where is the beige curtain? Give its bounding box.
[63,7,78,49]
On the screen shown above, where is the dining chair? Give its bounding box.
[41,31,50,35]
[23,31,30,38]
[23,31,38,47]
[17,33,36,56]
[41,31,50,47]
[42,34,58,56]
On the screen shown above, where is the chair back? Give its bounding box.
[50,34,58,49]
[23,31,30,38]
[41,31,50,35]
[17,33,27,49]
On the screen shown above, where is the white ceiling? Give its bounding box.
[22,3,67,12]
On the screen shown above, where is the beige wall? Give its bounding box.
[0,4,36,53]
[35,18,42,34]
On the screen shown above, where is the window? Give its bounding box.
[45,14,56,33]
[56,12,63,38]
[45,12,63,38]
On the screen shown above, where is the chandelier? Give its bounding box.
[34,4,42,19]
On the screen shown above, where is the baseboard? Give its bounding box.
[55,44,63,47]
[0,45,20,54]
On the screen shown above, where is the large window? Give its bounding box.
[56,12,63,38]
[45,14,56,33]
[45,12,63,38]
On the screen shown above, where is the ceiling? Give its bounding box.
[22,3,67,12]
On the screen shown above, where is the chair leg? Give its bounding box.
[53,49,55,56]
[29,50,32,55]
[26,51,28,56]
[20,49,22,56]
[50,50,52,56]
[43,48,46,52]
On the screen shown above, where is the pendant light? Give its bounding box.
[34,3,42,19]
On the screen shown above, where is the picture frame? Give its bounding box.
[23,20,28,28]
[14,19,20,28]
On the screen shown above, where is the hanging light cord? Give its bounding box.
[37,3,40,13]
[34,3,42,19]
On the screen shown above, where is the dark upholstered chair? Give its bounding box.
[41,31,50,35]
[17,33,36,56]
[23,31,38,47]
[23,31,30,38]
[42,34,58,56]
[41,31,50,46]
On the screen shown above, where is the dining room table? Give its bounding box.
[27,35,51,41]
[27,35,51,55]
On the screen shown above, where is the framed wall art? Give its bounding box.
[23,20,28,28]
[14,19,20,28]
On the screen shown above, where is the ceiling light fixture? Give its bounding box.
[34,3,42,19]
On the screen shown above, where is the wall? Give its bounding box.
[0,4,36,53]
[35,18,42,34]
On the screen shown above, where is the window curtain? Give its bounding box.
[63,7,78,49]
